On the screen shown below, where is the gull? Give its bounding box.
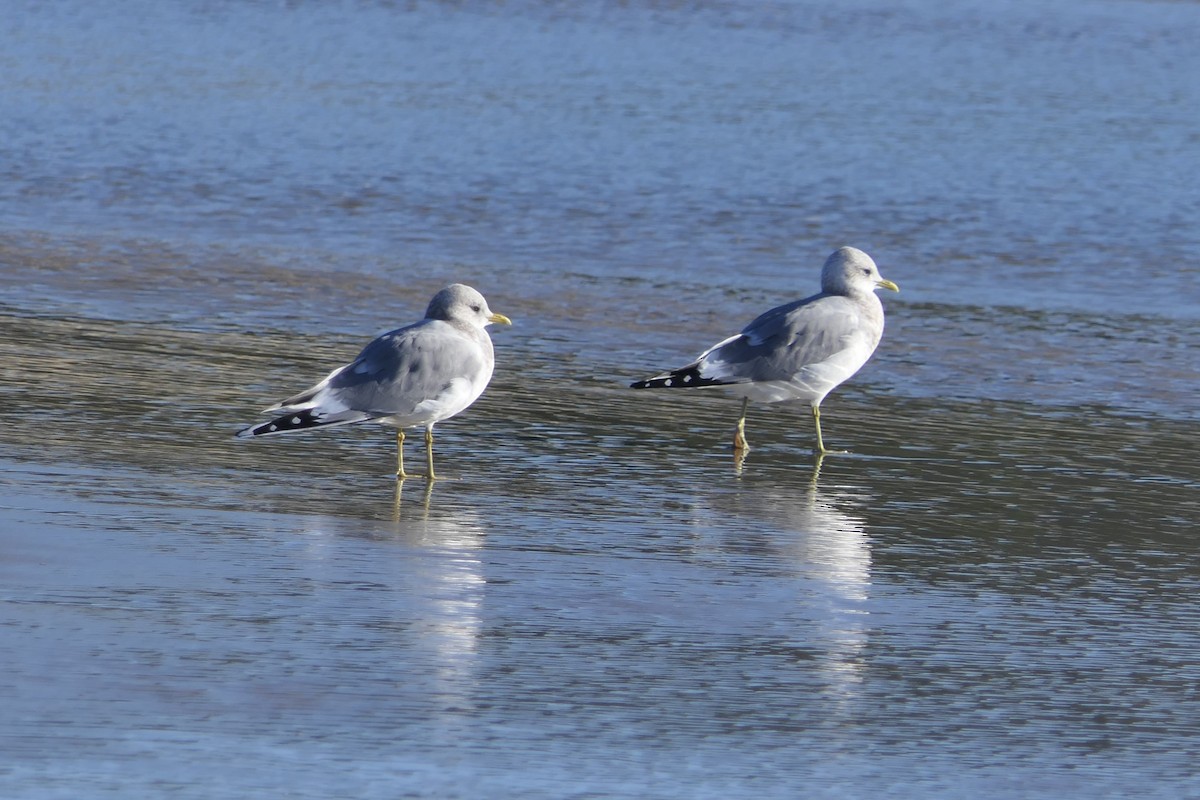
[237,283,511,479]
[631,246,899,456]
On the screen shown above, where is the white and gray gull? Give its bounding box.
[631,246,899,456]
[237,283,511,479]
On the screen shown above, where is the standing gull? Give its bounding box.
[631,246,899,456]
[237,284,511,480]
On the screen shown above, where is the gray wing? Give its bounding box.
[699,294,873,382]
[326,321,489,416]
[271,319,488,417]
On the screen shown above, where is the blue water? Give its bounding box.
[1,0,1199,797]
[4,0,1199,314]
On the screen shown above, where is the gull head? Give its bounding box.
[822,246,900,296]
[427,283,512,328]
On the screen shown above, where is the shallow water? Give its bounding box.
[2,0,1199,797]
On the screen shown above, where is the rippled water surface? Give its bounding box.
[2,0,1199,797]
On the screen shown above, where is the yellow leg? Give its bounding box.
[733,397,750,452]
[812,405,828,455]
[424,426,437,481]
[395,430,409,479]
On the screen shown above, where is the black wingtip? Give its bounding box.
[236,409,326,438]
[630,365,725,390]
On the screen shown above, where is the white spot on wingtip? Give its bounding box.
[291,416,301,424]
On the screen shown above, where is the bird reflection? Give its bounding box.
[734,445,827,484]
[809,451,827,486]
[295,492,487,734]
[388,497,487,737]
[695,468,872,697]
[734,446,748,477]
[393,477,435,519]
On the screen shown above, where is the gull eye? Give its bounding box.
[861,268,872,276]
[471,304,482,313]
